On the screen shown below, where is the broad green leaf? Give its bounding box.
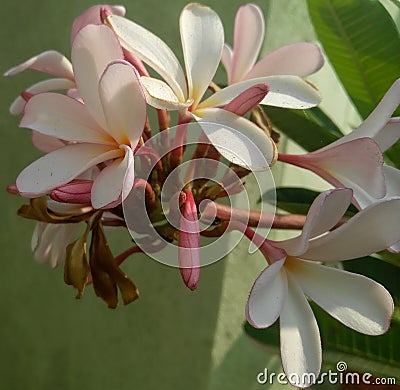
[265,106,342,151]
[308,0,400,119]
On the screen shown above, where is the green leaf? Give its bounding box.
[265,106,342,152]
[308,0,400,119]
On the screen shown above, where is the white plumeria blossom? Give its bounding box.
[16,24,147,209]
[222,3,324,84]
[246,189,399,387]
[107,3,322,170]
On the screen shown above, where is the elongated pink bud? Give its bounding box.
[50,180,93,204]
[178,190,200,290]
[223,83,269,116]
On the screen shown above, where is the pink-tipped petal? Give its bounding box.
[180,3,224,108]
[20,93,113,144]
[50,180,93,204]
[9,78,76,115]
[32,131,65,153]
[91,145,134,209]
[303,197,400,261]
[221,44,233,81]
[72,24,124,129]
[178,190,200,290]
[70,4,126,44]
[276,189,352,256]
[280,273,321,388]
[230,4,264,84]
[16,144,122,196]
[287,258,394,335]
[299,138,385,199]
[246,259,287,328]
[223,83,269,116]
[245,42,324,80]
[4,51,74,80]
[99,61,147,146]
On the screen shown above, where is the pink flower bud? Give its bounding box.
[178,190,200,290]
[223,83,269,116]
[50,180,93,205]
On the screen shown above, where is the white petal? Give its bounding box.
[245,42,324,79]
[384,165,400,198]
[306,138,385,199]
[107,15,186,101]
[20,93,113,144]
[230,4,264,84]
[374,118,400,152]
[32,131,65,153]
[199,75,321,110]
[303,198,400,261]
[50,224,77,268]
[16,144,122,195]
[9,78,76,115]
[287,258,394,335]
[91,146,134,209]
[280,272,321,388]
[344,78,400,149]
[180,3,224,108]
[195,107,276,169]
[246,259,287,328]
[277,189,352,256]
[4,50,74,80]
[221,44,233,81]
[99,61,147,146]
[72,24,124,129]
[141,76,192,110]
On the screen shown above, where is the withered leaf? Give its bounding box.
[64,234,90,299]
[18,197,93,224]
[89,222,139,308]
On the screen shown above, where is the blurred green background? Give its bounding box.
[1,1,399,389]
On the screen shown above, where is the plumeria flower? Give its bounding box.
[31,201,90,268]
[243,188,399,387]
[4,4,125,116]
[16,24,147,209]
[107,3,321,170]
[222,3,324,85]
[278,78,400,209]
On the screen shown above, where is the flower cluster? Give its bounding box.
[5,3,400,387]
